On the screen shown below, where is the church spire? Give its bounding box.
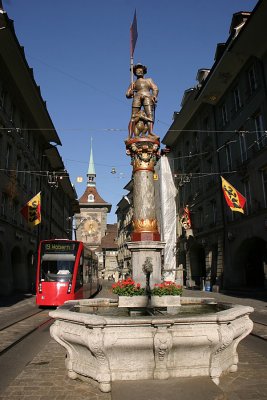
[87,138,96,187]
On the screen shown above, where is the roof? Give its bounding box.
[87,141,96,176]
[79,186,112,211]
[0,10,61,145]
[100,224,118,250]
[162,0,266,146]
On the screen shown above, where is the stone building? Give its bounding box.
[0,5,79,295]
[98,223,118,280]
[162,0,267,291]
[116,180,133,279]
[75,143,118,278]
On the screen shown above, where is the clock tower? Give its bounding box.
[75,141,112,251]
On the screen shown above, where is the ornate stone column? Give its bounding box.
[126,137,160,241]
[125,137,165,287]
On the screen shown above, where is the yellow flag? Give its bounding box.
[221,177,246,214]
[20,192,41,227]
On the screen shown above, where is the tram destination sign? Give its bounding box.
[42,241,78,254]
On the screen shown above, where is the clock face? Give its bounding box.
[81,215,101,240]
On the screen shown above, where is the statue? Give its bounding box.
[126,63,159,139]
[129,110,160,139]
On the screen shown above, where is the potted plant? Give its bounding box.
[112,277,147,307]
[150,281,182,307]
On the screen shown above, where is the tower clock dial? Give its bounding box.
[81,215,101,238]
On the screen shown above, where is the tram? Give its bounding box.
[36,239,100,306]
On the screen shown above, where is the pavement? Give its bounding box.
[0,283,266,400]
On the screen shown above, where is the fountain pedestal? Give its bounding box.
[125,137,164,284]
[49,298,254,393]
[127,241,165,287]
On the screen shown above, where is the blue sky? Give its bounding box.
[4,0,258,223]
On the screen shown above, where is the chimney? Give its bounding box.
[229,12,251,36]
[214,43,226,62]
[196,69,210,85]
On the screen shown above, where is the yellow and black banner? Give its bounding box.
[20,192,41,227]
[221,177,246,214]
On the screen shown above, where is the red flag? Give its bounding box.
[180,206,191,229]
[130,10,138,57]
[221,176,246,214]
[20,192,41,227]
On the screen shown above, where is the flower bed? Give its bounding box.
[151,281,183,296]
[112,277,145,296]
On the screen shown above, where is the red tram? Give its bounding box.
[36,239,99,306]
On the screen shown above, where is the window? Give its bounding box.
[29,171,32,191]
[16,157,21,181]
[11,201,17,223]
[238,129,247,162]
[233,87,242,111]
[203,117,210,133]
[19,118,25,139]
[5,144,11,171]
[24,128,28,146]
[10,103,15,123]
[88,194,94,202]
[0,88,6,109]
[23,164,27,187]
[243,180,251,214]
[225,144,233,172]
[262,168,267,208]
[75,263,83,291]
[32,176,36,194]
[206,157,213,174]
[210,200,217,226]
[193,131,199,152]
[185,140,190,157]
[221,104,228,126]
[198,208,204,232]
[1,193,7,217]
[248,65,257,94]
[253,113,266,148]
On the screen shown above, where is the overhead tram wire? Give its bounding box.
[2,135,264,170]
[27,55,128,106]
[2,127,266,179]
[0,167,239,180]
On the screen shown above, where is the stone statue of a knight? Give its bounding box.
[126,63,159,139]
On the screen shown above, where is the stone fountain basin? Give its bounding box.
[49,297,253,393]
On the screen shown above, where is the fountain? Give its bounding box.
[49,63,253,393]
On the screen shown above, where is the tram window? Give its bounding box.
[75,263,83,291]
[41,259,74,282]
[83,264,89,284]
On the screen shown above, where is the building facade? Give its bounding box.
[162,1,267,291]
[116,180,133,279]
[0,5,79,295]
[75,144,118,278]
[99,223,119,280]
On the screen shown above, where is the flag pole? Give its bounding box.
[130,55,134,86]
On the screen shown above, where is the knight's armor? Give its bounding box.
[126,78,158,120]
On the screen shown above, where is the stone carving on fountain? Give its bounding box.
[49,298,254,393]
[153,326,173,380]
[125,137,161,242]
